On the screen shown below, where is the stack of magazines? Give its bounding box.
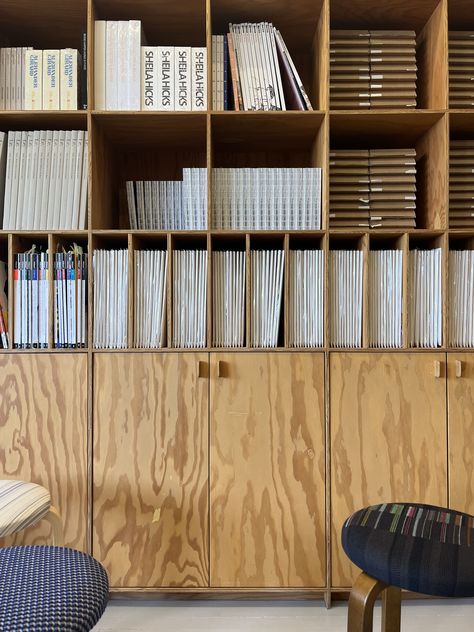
[449,250,474,347]
[212,251,246,347]
[449,32,474,108]
[288,250,324,348]
[172,250,207,348]
[13,248,49,349]
[449,141,474,227]
[368,250,403,348]
[409,248,442,348]
[329,250,364,348]
[134,250,168,348]
[93,249,129,349]
[250,249,284,348]
[54,246,87,348]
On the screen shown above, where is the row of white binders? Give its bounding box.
[212,168,322,230]
[1,130,89,230]
[126,169,208,230]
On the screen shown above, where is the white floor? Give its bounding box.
[93,599,474,631]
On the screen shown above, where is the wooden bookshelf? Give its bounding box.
[1,0,474,603]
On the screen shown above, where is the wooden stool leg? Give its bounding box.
[382,586,401,632]
[44,506,64,546]
[348,572,387,632]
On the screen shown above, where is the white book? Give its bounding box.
[31,130,46,229]
[60,48,78,110]
[71,130,84,228]
[106,21,119,110]
[0,49,5,109]
[0,132,7,226]
[94,20,107,109]
[191,47,207,111]
[141,46,158,110]
[42,50,60,110]
[15,131,28,229]
[64,129,78,228]
[11,48,17,110]
[157,46,174,110]
[116,21,128,109]
[78,131,88,229]
[24,50,42,110]
[52,130,66,229]
[4,48,11,110]
[175,47,191,111]
[10,131,22,228]
[128,20,141,110]
[39,131,53,229]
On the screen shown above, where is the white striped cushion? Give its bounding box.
[0,480,51,537]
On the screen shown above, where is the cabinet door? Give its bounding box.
[448,353,474,514]
[331,353,447,587]
[0,354,88,549]
[93,353,208,588]
[210,352,326,588]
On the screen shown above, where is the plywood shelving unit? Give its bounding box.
[1,0,474,602]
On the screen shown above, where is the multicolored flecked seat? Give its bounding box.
[342,503,474,631]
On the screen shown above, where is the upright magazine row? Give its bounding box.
[1,243,474,350]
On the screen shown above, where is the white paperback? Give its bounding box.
[157,46,174,110]
[141,46,158,110]
[60,49,78,110]
[250,249,285,348]
[288,249,324,347]
[175,47,191,111]
[368,250,403,348]
[94,20,106,109]
[329,250,364,348]
[192,47,207,111]
[212,250,246,347]
[172,249,207,348]
[93,249,129,349]
[42,50,60,109]
[24,50,42,110]
[134,250,168,348]
[409,248,442,348]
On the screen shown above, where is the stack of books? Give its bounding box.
[449,32,474,108]
[134,250,168,348]
[212,251,246,347]
[93,249,129,349]
[409,248,442,348]
[126,168,207,230]
[329,250,364,348]
[213,23,312,111]
[450,140,474,227]
[13,248,49,349]
[2,130,89,230]
[330,30,417,109]
[329,149,417,229]
[0,47,82,110]
[95,20,207,111]
[0,260,8,348]
[368,250,403,348]
[172,250,207,348]
[53,247,87,349]
[449,250,474,347]
[212,168,322,230]
[250,249,284,348]
[288,249,324,348]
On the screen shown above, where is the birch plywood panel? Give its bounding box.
[210,352,326,588]
[330,353,447,587]
[448,354,474,515]
[93,353,208,588]
[0,354,88,550]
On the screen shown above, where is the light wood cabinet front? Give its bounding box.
[0,354,88,550]
[93,353,208,588]
[448,353,474,515]
[210,352,326,588]
[330,353,447,587]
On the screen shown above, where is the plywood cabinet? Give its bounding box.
[330,353,448,587]
[448,353,474,515]
[209,352,326,588]
[0,354,88,550]
[93,353,209,588]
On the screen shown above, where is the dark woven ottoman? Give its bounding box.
[0,545,109,631]
[342,502,474,632]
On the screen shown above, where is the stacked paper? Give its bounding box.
[212,168,322,230]
[330,149,416,229]
[449,250,474,347]
[450,141,474,227]
[134,250,168,348]
[93,249,129,349]
[250,250,284,348]
[212,251,246,347]
[329,250,364,348]
[409,248,442,348]
[172,250,207,348]
[126,168,207,230]
[288,250,324,347]
[368,250,403,348]
[449,32,474,108]
[330,30,417,109]
[13,249,49,349]
[54,248,87,349]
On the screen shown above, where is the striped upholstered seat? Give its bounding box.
[0,545,109,631]
[0,480,51,537]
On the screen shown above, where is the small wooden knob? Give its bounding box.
[197,361,208,378]
[433,360,441,378]
[455,360,462,378]
[217,360,225,378]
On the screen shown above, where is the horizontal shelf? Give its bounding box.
[4,347,472,354]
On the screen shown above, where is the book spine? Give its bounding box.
[191,47,207,111]
[60,49,78,110]
[223,36,229,110]
[4,48,11,110]
[117,21,128,109]
[106,21,118,109]
[175,46,191,111]
[24,50,42,110]
[94,20,106,109]
[227,33,240,111]
[11,48,17,110]
[141,46,158,110]
[81,32,87,109]
[0,49,5,109]
[42,50,60,110]
[157,46,174,110]
[128,20,141,110]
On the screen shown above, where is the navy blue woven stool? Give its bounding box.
[0,545,109,631]
[342,502,474,632]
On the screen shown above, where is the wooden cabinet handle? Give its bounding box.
[198,361,208,378]
[433,360,441,378]
[217,360,225,378]
[455,360,462,378]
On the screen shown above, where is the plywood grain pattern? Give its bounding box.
[210,352,326,588]
[448,354,474,515]
[0,354,88,549]
[93,353,208,588]
[330,353,447,587]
